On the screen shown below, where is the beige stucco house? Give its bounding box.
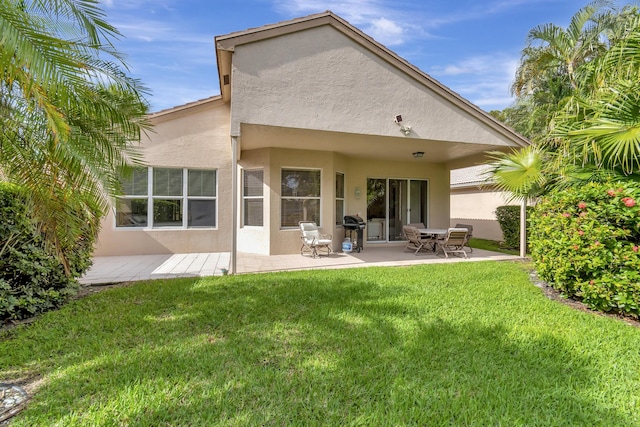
[94,11,529,270]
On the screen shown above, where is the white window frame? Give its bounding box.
[151,167,184,228]
[242,168,264,227]
[185,168,218,228]
[115,167,217,229]
[280,167,322,229]
[113,167,150,228]
[336,171,345,227]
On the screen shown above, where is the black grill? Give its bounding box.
[343,215,365,252]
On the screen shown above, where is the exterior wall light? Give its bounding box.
[394,114,412,136]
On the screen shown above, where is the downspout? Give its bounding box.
[520,198,527,258]
[230,135,238,274]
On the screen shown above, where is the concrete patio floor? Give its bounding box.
[80,245,520,285]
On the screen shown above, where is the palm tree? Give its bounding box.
[550,18,640,176]
[598,4,640,47]
[512,2,608,97]
[0,0,150,272]
[485,146,549,257]
[508,2,610,142]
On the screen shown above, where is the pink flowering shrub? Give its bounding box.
[529,181,640,317]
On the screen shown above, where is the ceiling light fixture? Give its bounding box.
[412,151,424,159]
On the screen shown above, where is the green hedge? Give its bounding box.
[495,205,533,249]
[0,183,97,321]
[529,181,640,317]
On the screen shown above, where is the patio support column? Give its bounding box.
[520,198,527,258]
[230,135,238,274]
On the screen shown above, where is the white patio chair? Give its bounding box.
[299,221,332,258]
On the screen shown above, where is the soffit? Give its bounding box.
[240,124,504,165]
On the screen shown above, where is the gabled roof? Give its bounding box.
[214,11,529,148]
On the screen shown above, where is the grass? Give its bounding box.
[469,237,520,255]
[2,261,640,426]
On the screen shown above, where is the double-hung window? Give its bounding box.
[116,167,149,227]
[153,168,183,227]
[336,172,345,226]
[243,169,264,226]
[281,168,321,228]
[187,169,217,227]
[116,167,216,228]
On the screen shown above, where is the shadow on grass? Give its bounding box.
[3,267,637,425]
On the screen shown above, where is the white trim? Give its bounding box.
[335,171,345,227]
[115,166,217,230]
[187,168,219,229]
[241,168,264,227]
[231,136,238,274]
[148,167,154,228]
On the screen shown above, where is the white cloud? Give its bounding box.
[102,4,219,111]
[272,0,423,45]
[430,54,520,111]
[417,0,563,30]
[473,96,516,108]
[114,19,211,45]
[269,0,557,49]
[100,0,174,11]
[274,0,387,19]
[436,65,470,76]
[431,56,518,77]
[364,17,405,46]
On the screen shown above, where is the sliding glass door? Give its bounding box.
[388,179,407,241]
[409,180,429,226]
[366,178,428,242]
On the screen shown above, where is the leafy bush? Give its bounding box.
[0,183,98,321]
[495,205,533,249]
[529,181,640,317]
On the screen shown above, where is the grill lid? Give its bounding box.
[343,214,365,229]
[343,214,364,224]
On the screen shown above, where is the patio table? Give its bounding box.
[418,228,447,236]
[417,228,447,252]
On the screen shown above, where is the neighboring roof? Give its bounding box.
[450,165,494,189]
[149,95,223,121]
[214,11,529,149]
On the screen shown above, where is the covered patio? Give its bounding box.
[80,246,519,285]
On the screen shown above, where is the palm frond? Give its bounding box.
[1,0,151,272]
[486,146,547,201]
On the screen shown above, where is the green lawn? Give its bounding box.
[2,262,639,426]
[469,237,520,255]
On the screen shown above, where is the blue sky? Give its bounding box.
[101,0,616,113]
